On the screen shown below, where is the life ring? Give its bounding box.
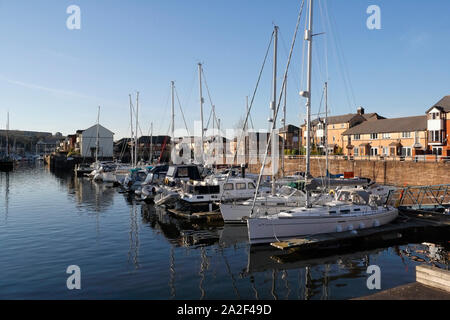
[329,189,336,196]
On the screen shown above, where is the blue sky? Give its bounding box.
[0,0,449,139]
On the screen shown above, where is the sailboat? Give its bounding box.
[246,0,398,245]
[0,112,14,172]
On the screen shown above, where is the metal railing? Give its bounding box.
[387,184,450,210]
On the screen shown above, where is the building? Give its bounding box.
[278,124,300,152]
[77,124,114,159]
[301,107,385,154]
[426,96,450,156]
[138,135,171,162]
[342,115,427,159]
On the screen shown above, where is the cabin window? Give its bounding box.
[177,167,189,177]
[340,209,351,214]
[236,183,247,190]
[223,183,234,190]
[353,208,361,212]
[248,183,256,189]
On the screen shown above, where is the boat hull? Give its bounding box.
[247,207,398,245]
[220,203,300,224]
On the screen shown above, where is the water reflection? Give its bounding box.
[2,165,448,299]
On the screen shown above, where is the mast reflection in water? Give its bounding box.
[0,166,448,299]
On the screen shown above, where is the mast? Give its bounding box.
[96,106,100,163]
[171,81,175,158]
[150,122,153,164]
[282,75,287,175]
[135,91,139,167]
[271,25,279,196]
[304,0,313,207]
[324,81,329,189]
[198,63,205,163]
[129,94,134,166]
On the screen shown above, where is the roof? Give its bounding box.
[426,96,450,113]
[342,115,427,135]
[138,135,171,144]
[302,112,382,127]
[279,124,300,133]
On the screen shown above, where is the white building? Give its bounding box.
[78,124,114,159]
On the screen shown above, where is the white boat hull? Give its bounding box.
[247,207,398,245]
[220,203,302,224]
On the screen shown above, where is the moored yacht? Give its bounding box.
[247,190,398,245]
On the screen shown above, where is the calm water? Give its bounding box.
[0,164,448,300]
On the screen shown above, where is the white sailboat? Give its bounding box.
[246,0,398,245]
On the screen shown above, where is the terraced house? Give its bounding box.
[342,115,428,159]
[301,107,384,154]
[426,96,450,157]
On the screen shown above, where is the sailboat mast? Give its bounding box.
[198,63,205,163]
[150,122,153,164]
[282,75,287,175]
[271,25,279,196]
[129,94,134,166]
[96,106,100,163]
[171,81,175,157]
[325,81,329,189]
[135,92,139,167]
[305,0,313,207]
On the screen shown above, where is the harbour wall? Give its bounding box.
[248,158,450,186]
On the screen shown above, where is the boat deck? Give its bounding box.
[271,210,450,251]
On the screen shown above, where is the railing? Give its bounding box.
[283,155,450,163]
[387,184,450,210]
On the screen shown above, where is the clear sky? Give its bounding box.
[0,0,449,139]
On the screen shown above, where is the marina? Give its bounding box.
[0,0,449,303]
[0,165,448,299]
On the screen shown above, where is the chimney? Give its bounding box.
[357,106,365,115]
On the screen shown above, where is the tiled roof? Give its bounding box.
[427,96,450,113]
[342,115,427,135]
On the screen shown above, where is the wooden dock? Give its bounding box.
[271,212,450,252]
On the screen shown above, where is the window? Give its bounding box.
[401,147,411,157]
[370,133,378,140]
[341,124,345,128]
[370,147,378,156]
[432,147,443,156]
[354,134,361,140]
[236,183,247,190]
[354,148,359,156]
[402,132,411,138]
[382,147,389,156]
[382,133,390,139]
[429,130,441,142]
[223,183,234,190]
[248,182,256,189]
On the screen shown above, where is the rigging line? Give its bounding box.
[218,29,275,202]
[251,0,305,214]
[174,86,190,134]
[318,0,329,81]
[326,4,355,111]
[201,68,221,129]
